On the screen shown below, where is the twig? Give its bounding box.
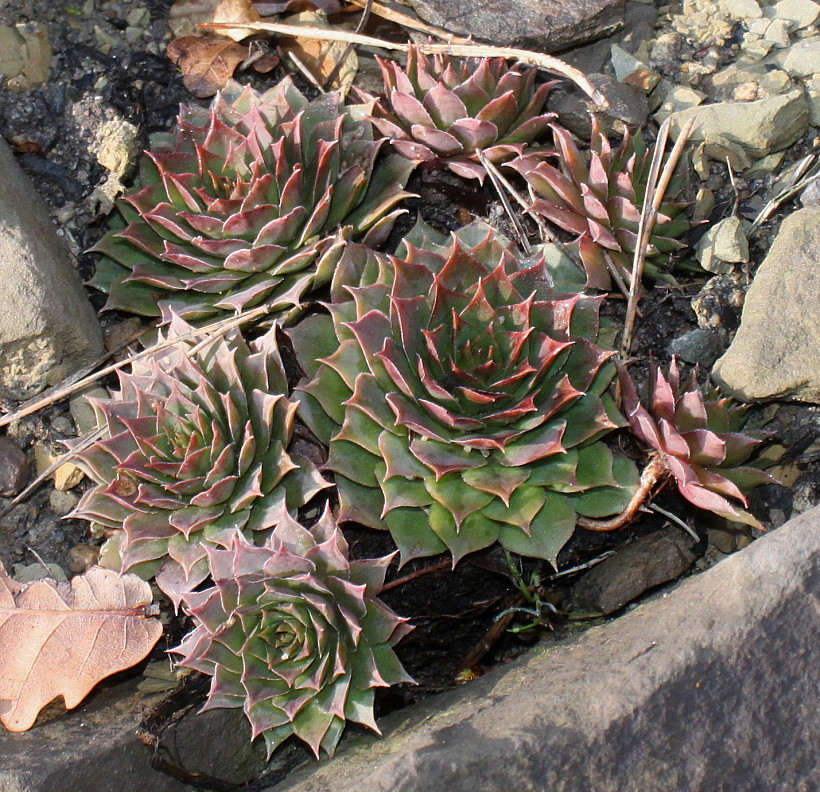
[457,591,524,670]
[548,549,616,579]
[381,559,450,592]
[576,453,669,532]
[286,50,326,92]
[476,149,531,253]
[203,22,606,107]
[620,117,693,356]
[640,502,699,543]
[0,305,273,429]
[0,427,106,520]
[749,153,819,234]
[346,0,472,43]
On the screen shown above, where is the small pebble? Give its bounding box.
[67,543,101,574]
[49,488,79,516]
[0,437,30,497]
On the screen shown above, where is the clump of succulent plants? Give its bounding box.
[507,118,689,290]
[69,317,328,607]
[91,77,416,323]
[172,508,413,758]
[367,44,555,182]
[290,222,638,566]
[618,358,775,528]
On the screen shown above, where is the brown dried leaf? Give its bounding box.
[169,0,259,40]
[167,34,249,98]
[0,563,162,732]
[279,9,357,89]
[213,0,261,42]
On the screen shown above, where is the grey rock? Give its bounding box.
[68,387,109,435]
[547,73,647,139]
[0,680,189,792]
[708,60,792,102]
[781,37,820,76]
[561,1,658,74]
[668,89,808,157]
[696,216,750,273]
[800,174,820,206]
[275,507,820,792]
[713,207,820,403]
[668,327,728,367]
[154,707,269,785]
[0,436,30,497]
[610,43,659,93]
[691,273,748,331]
[0,139,104,400]
[773,0,820,29]
[399,0,625,51]
[720,0,763,18]
[572,529,697,615]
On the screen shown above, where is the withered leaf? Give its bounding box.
[279,9,358,90]
[167,34,249,98]
[0,563,162,732]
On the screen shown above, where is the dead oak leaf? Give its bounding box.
[0,563,162,732]
[167,34,249,98]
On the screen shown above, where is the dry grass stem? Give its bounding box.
[0,304,273,429]
[620,117,693,357]
[346,0,472,43]
[0,427,106,520]
[203,21,605,105]
[750,152,819,234]
[476,150,532,254]
[640,503,699,542]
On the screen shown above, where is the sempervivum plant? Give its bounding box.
[172,508,413,758]
[290,222,638,566]
[507,118,689,290]
[69,317,328,607]
[619,358,776,528]
[368,45,555,181]
[90,78,416,323]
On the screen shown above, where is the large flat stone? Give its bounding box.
[668,90,808,158]
[398,0,625,52]
[0,680,189,792]
[713,207,820,403]
[273,506,819,792]
[0,138,103,399]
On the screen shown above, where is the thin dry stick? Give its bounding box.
[749,153,819,234]
[620,117,694,357]
[381,559,450,592]
[203,21,606,106]
[640,502,699,543]
[346,0,472,43]
[476,149,531,253]
[547,550,616,579]
[0,427,106,520]
[0,304,273,429]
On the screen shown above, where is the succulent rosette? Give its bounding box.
[90,78,416,323]
[619,358,776,528]
[69,317,329,606]
[368,45,555,181]
[507,118,689,290]
[290,222,638,566]
[172,508,413,758]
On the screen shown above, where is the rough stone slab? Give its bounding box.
[0,138,103,399]
[396,0,625,52]
[668,89,808,157]
[713,207,820,403]
[274,506,820,792]
[0,681,190,792]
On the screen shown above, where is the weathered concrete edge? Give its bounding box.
[277,506,820,792]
